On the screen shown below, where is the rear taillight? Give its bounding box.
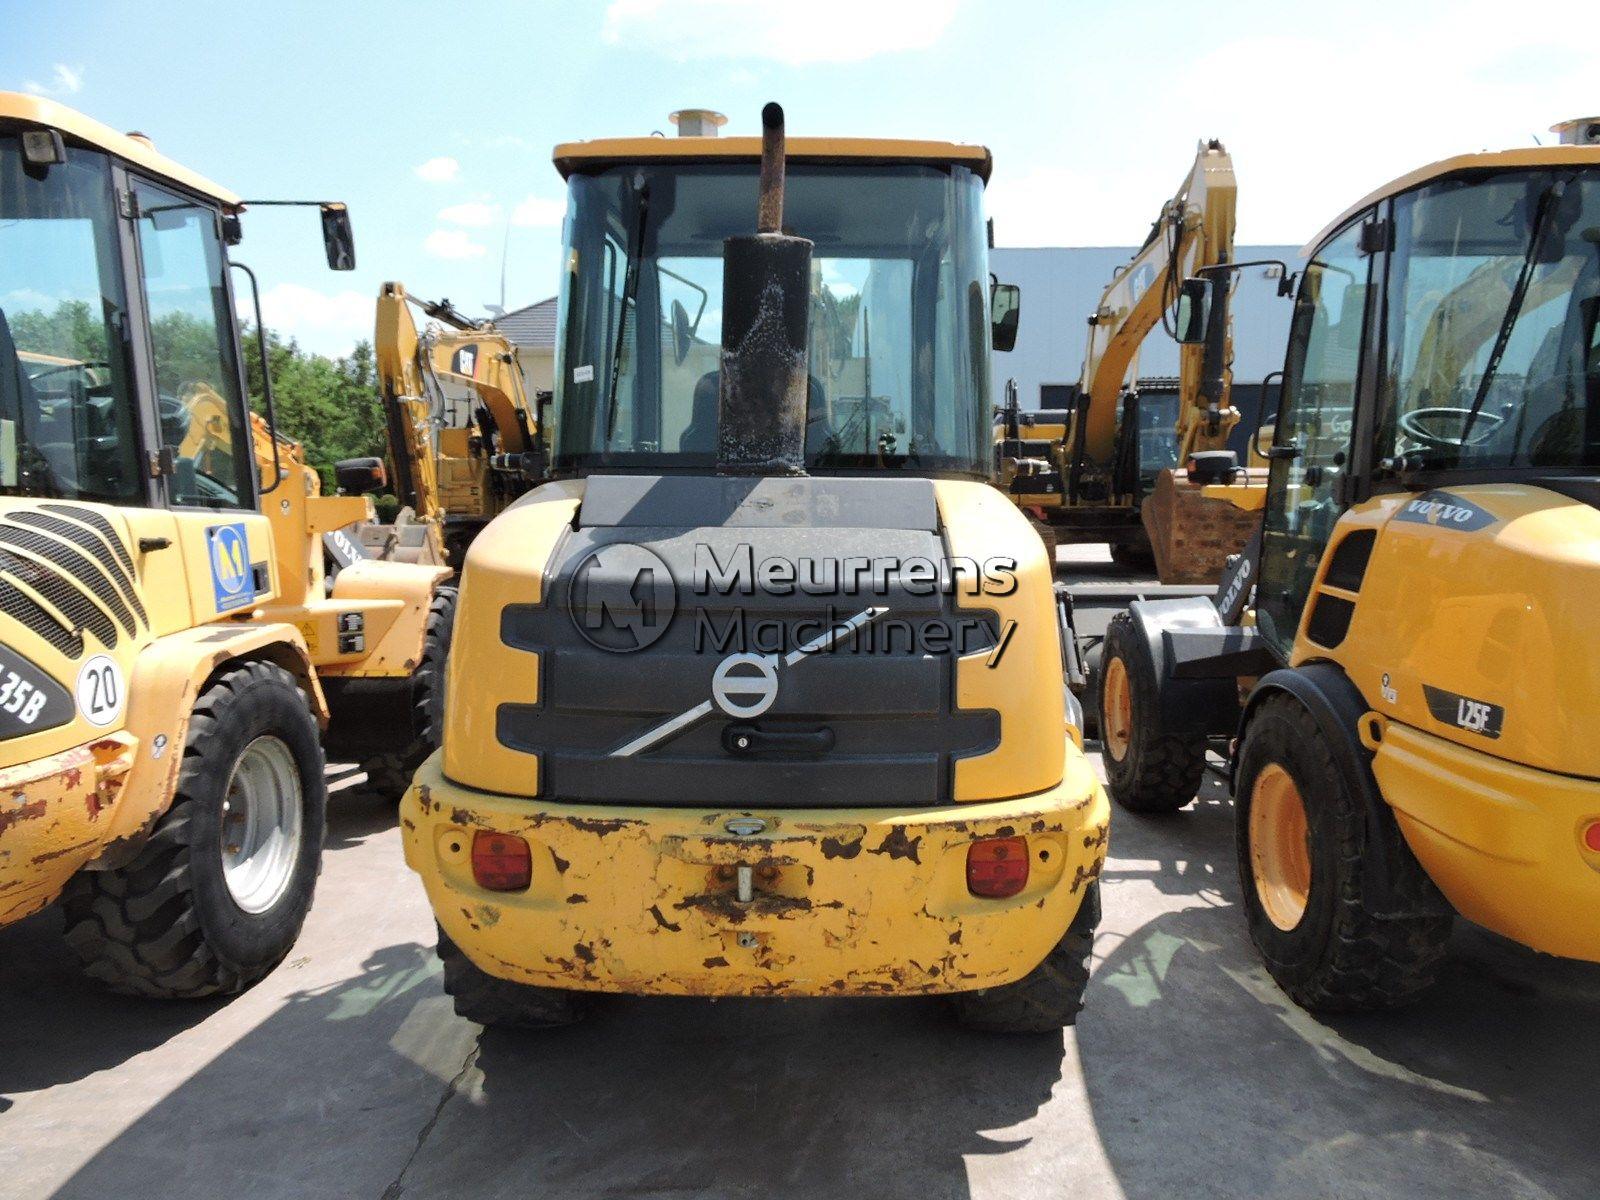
[1582,820,1600,854]
[472,831,532,891]
[967,836,1029,898]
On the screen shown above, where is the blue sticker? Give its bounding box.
[207,523,255,612]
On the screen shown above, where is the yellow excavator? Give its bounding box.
[1099,118,1600,1010]
[998,140,1269,583]
[357,284,549,569]
[399,104,1110,1032]
[0,93,452,995]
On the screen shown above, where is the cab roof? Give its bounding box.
[1305,144,1600,254]
[553,135,992,183]
[0,91,241,207]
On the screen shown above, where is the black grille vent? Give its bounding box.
[0,575,84,658]
[0,548,119,650]
[0,523,138,636]
[42,503,136,578]
[1306,593,1356,648]
[6,510,147,627]
[1323,529,1376,593]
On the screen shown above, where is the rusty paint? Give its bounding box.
[647,904,681,932]
[549,850,571,874]
[573,942,597,964]
[565,893,587,904]
[867,825,922,864]
[703,955,729,968]
[449,807,472,826]
[0,798,47,837]
[820,835,863,859]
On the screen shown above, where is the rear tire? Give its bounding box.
[1235,694,1451,1011]
[62,661,326,998]
[438,928,587,1028]
[1099,612,1206,813]
[951,883,1099,1032]
[360,586,456,802]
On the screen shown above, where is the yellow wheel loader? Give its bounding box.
[1100,119,1600,1009]
[997,140,1269,585]
[355,283,548,570]
[0,93,450,996]
[400,105,1109,1032]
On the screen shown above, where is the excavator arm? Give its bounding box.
[374,280,444,524]
[1077,140,1239,470]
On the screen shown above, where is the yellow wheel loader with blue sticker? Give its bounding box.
[0,93,452,997]
[400,105,1109,1032]
[1099,119,1600,1010]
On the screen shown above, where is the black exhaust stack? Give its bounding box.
[717,102,811,476]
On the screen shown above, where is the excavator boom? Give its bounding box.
[1078,139,1237,465]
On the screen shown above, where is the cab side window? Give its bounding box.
[133,180,251,508]
[1256,218,1370,653]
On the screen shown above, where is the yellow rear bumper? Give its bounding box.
[400,748,1109,997]
[1376,722,1600,960]
[0,736,134,926]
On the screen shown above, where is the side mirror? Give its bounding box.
[334,456,386,495]
[320,204,356,271]
[1175,277,1210,344]
[670,298,693,366]
[991,282,1021,352]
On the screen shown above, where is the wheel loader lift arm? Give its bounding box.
[1076,140,1238,469]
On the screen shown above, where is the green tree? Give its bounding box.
[239,324,387,491]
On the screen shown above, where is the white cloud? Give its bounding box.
[24,63,85,97]
[438,201,497,228]
[413,156,461,184]
[511,195,564,228]
[245,283,373,359]
[602,0,958,64]
[424,229,487,260]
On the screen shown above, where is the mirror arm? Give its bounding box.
[229,261,282,495]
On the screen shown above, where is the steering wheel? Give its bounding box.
[1397,406,1505,449]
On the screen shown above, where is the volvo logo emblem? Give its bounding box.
[710,652,779,718]
[724,817,767,836]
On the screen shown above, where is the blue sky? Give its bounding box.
[4,0,1594,356]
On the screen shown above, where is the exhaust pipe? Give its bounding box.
[717,102,811,476]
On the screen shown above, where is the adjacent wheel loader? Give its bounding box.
[1101,120,1600,1010]
[401,105,1109,1032]
[0,93,451,996]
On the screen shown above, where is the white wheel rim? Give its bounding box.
[220,736,304,914]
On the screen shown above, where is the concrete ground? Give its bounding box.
[1,549,1595,1199]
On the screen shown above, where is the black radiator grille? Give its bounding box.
[0,547,119,650]
[41,503,137,578]
[0,523,138,637]
[6,509,147,628]
[0,574,84,658]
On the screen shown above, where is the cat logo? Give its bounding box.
[452,345,479,378]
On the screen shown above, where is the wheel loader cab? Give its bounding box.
[1103,142,1600,1011]
[401,111,1110,1031]
[0,93,453,1001]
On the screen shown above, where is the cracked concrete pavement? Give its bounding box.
[2,751,1597,1199]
